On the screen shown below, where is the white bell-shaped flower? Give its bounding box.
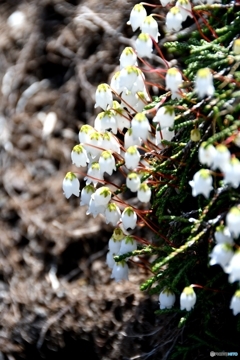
[135,33,153,58]
[80,184,95,206]
[93,186,111,206]
[111,261,129,282]
[165,67,183,99]
[211,144,231,171]
[110,71,124,94]
[108,234,122,254]
[84,162,104,187]
[127,3,147,32]
[209,243,234,270]
[105,203,121,226]
[119,236,137,255]
[84,131,102,159]
[63,172,80,199]
[180,287,196,311]
[198,142,216,167]
[86,195,107,218]
[189,169,213,199]
[131,112,150,140]
[176,0,192,21]
[166,7,183,33]
[214,225,234,245]
[141,15,160,42]
[126,172,141,192]
[223,157,240,188]
[102,131,121,154]
[124,128,142,149]
[133,93,147,113]
[226,206,240,239]
[137,183,151,203]
[94,110,117,134]
[99,150,116,176]
[119,47,138,69]
[121,206,137,230]
[79,124,95,143]
[125,146,141,170]
[194,68,215,99]
[106,251,116,269]
[159,288,176,309]
[95,83,113,110]
[71,144,89,167]
[153,106,175,129]
[230,290,240,315]
[225,250,240,283]
[119,66,139,91]
[112,101,131,131]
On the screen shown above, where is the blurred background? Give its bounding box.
[0,0,167,359]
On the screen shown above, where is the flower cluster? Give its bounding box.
[63,0,240,335]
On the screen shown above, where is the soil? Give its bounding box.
[0,1,172,359]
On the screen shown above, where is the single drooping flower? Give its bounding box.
[121,207,137,230]
[127,3,147,32]
[141,15,159,42]
[102,131,121,154]
[194,68,215,99]
[119,47,137,69]
[198,142,216,167]
[166,7,183,32]
[135,33,153,58]
[93,186,112,207]
[119,235,137,255]
[71,144,89,167]
[230,290,240,315]
[209,243,234,270]
[99,150,116,176]
[153,106,175,129]
[110,71,124,94]
[165,67,183,99]
[121,89,138,112]
[84,131,102,159]
[126,172,141,192]
[95,83,113,110]
[105,203,121,226]
[78,124,95,144]
[189,169,213,198]
[94,110,118,134]
[125,146,141,170]
[214,225,234,245]
[222,157,240,188]
[180,287,197,311]
[137,183,151,203]
[62,172,80,199]
[131,112,150,140]
[108,232,123,253]
[80,184,95,206]
[84,162,104,187]
[226,206,240,239]
[225,250,240,283]
[159,288,176,309]
[111,261,129,282]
